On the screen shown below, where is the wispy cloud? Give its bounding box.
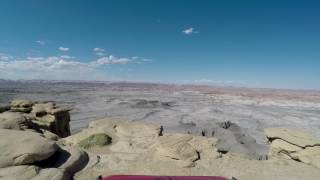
[60,55,75,59]
[93,48,105,56]
[27,57,45,61]
[96,55,131,65]
[36,40,45,45]
[0,52,152,80]
[0,53,13,61]
[58,46,70,52]
[182,27,199,35]
[0,56,100,80]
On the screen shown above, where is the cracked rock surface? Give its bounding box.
[266,128,320,169]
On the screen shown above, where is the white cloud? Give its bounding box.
[36,40,45,45]
[140,58,152,62]
[27,57,45,61]
[94,48,105,52]
[96,55,131,65]
[182,27,199,35]
[94,48,105,56]
[0,52,152,80]
[0,53,13,61]
[58,47,70,51]
[0,56,101,80]
[60,55,75,59]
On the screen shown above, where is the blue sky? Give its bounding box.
[0,0,320,89]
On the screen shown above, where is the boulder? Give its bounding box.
[56,146,89,175]
[42,129,60,141]
[37,146,89,176]
[0,112,31,130]
[0,129,59,168]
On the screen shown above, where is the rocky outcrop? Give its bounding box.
[266,128,320,169]
[10,99,34,113]
[175,121,269,160]
[31,102,72,138]
[0,99,88,180]
[0,112,33,130]
[0,129,58,168]
[61,118,320,180]
[0,99,71,137]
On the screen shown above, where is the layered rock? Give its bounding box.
[0,99,71,137]
[10,99,33,113]
[0,99,88,180]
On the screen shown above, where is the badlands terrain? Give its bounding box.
[1,80,320,179]
[1,80,319,138]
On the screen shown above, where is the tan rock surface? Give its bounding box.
[290,146,320,168]
[70,119,320,180]
[0,129,59,168]
[11,99,33,108]
[32,168,70,180]
[0,165,40,180]
[270,139,302,153]
[0,112,30,130]
[265,128,320,147]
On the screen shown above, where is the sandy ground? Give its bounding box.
[1,80,320,144]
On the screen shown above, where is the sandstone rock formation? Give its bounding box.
[0,99,71,137]
[0,100,88,180]
[175,121,269,160]
[0,112,32,130]
[30,102,72,138]
[61,118,320,180]
[265,128,320,169]
[0,129,59,168]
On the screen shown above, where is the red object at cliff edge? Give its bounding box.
[101,175,228,180]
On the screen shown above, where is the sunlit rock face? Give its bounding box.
[61,118,320,180]
[0,99,71,137]
[0,100,88,180]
